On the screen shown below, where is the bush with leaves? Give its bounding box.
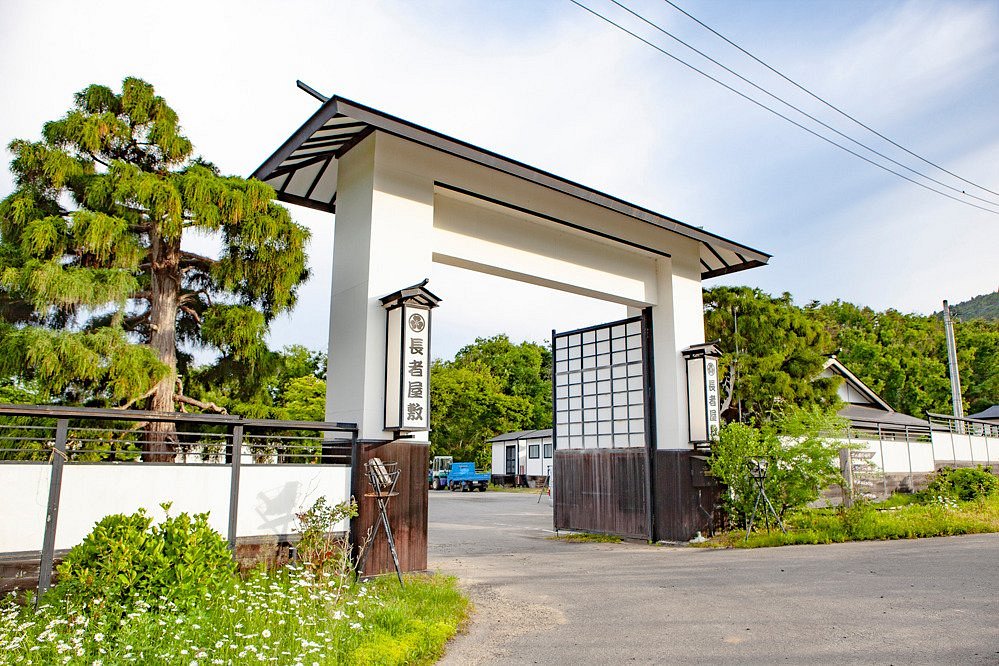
[925,466,998,502]
[295,496,358,584]
[709,406,846,525]
[55,503,234,612]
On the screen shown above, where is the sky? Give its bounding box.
[1,0,997,362]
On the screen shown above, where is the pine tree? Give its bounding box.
[0,78,309,458]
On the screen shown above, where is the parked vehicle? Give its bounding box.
[444,462,490,492]
[429,456,454,490]
[428,456,489,491]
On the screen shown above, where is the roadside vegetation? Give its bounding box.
[701,466,999,549]
[550,532,623,544]
[0,499,468,665]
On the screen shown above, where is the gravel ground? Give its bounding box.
[428,490,999,665]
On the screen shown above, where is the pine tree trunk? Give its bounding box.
[145,230,181,462]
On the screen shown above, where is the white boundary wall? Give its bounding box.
[836,431,995,477]
[0,463,349,553]
[841,437,936,475]
[930,431,996,466]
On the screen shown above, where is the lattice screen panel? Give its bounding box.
[554,317,646,450]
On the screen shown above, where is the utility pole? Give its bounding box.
[734,305,743,423]
[942,300,964,431]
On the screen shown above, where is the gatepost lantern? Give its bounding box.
[682,342,723,448]
[381,280,442,433]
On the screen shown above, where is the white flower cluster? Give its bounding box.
[0,564,381,664]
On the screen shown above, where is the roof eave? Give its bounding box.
[251,95,772,276]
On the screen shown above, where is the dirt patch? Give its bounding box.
[440,579,566,665]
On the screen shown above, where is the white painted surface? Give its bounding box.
[433,192,658,307]
[324,130,710,450]
[0,464,349,553]
[931,430,996,465]
[490,437,553,478]
[652,246,705,449]
[326,133,435,439]
[491,443,506,476]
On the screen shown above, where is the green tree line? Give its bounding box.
[704,286,998,421]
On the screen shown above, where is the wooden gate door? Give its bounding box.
[552,312,656,539]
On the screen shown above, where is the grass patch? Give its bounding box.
[0,568,468,665]
[699,494,999,549]
[487,484,546,494]
[550,532,623,544]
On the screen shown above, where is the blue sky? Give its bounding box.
[1,0,997,361]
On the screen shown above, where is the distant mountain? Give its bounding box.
[939,291,999,321]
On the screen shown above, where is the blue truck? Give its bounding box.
[428,456,489,492]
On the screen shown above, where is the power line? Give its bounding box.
[607,0,999,209]
[565,0,999,216]
[663,0,999,200]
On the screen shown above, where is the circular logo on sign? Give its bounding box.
[707,363,716,376]
[408,313,426,332]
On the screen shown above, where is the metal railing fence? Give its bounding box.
[0,404,358,599]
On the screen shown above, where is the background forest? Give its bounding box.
[1,279,995,467]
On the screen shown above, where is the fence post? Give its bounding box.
[227,423,244,552]
[877,424,888,498]
[904,426,914,492]
[949,424,957,467]
[38,418,69,601]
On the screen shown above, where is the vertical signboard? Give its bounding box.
[705,356,720,440]
[382,282,440,433]
[683,343,723,447]
[400,305,429,430]
[686,357,707,443]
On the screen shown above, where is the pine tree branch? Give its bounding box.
[86,151,110,168]
[115,386,158,410]
[179,305,202,324]
[122,420,150,434]
[174,393,228,414]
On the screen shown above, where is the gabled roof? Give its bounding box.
[822,357,893,411]
[487,428,553,443]
[251,95,770,280]
[967,405,999,421]
[839,404,930,431]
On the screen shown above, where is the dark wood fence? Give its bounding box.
[352,440,429,576]
[553,448,649,539]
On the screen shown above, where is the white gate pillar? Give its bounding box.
[325,133,435,439]
[651,241,706,450]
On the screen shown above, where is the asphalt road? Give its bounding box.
[428,490,999,665]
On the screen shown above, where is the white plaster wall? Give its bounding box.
[0,464,349,553]
[525,441,542,476]
[433,192,658,307]
[652,245,705,449]
[931,431,996,464]
[841,438,937,474]
[491,442,505,476]
[325,131,708,450]
[326,133,435,438]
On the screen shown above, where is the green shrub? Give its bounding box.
[55,503,235,611]
[926,466,998,502]
[709,406,846,525]
[295,495,357,582]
